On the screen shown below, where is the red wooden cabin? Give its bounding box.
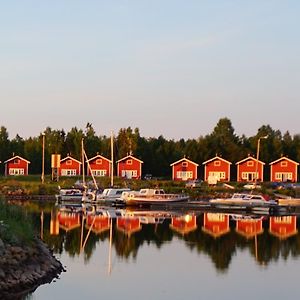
[59,156,82,176]
[117,155,143,179]
[236,156,265,182]
[269,156,298,182]
[202,156,231,182]
[86,154,111,177]
[4,155,30,176]
[170,157,198,181]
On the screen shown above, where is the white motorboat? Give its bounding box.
[209,193,278,210]
[118,188,189,206]
[56,187,85,202]
[82,188,131,203]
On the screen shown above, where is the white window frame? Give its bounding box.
[214,161,221,166]
[61,169,77,176]
[9,168,24,175]
[96,159,102,165]
[92,169,107,177]
[127,159,133,165]
[281,161,288,167]
[247,161,254,167]
[66,160,72,165]
[182,162,188,167]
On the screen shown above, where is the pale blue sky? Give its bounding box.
[1,1,299,139]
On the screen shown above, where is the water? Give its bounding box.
[18,202,300,300]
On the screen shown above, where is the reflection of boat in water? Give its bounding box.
[118,188,189,206]
[209,193,278,212]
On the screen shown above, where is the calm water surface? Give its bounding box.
[18,202,300,300]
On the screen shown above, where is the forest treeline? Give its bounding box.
[0,118,299,180]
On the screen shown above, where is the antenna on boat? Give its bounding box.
[111,131,114,187]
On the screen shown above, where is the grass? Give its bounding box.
[0,197,35,245]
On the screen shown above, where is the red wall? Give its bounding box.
[172,161,197,181]
[59,158,81,176]
[237,159,264,182]
[204,159,230,181]
[270,159,298,182]
[88,158,111,176]
[117,158,142,179]
[6,158,29,175]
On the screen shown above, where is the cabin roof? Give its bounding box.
[170,157,199,167]
[86,154,112,163]
[236,156,265,165]
[116,154,143,164]
[269,156,299,166]
[202,156,232,165]
[60,156,82,164]
[4,155,31,164]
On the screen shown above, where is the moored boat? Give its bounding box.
[56,187,85,202]
[209,193,278,211]
[82,188,131,203]
[118,188,189,206]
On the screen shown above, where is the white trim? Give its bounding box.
[170,157,199,167]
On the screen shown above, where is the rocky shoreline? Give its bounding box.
[0,237,65,299]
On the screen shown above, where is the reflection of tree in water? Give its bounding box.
[113,222,173,259]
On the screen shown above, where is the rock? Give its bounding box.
[0,268,5,279]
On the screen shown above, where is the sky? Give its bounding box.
[1,0,299,140]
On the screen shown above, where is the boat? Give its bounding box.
[209,193,278,211]
[82,187,131,203]
[55,186,85,202]
[118,188,189,206]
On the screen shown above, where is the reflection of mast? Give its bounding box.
[108,218,113,275]
[40,210,44,240]
[80,207,96,253]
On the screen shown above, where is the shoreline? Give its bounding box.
[0,237,65,299]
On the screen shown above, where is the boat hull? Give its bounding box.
[125,195,189,206]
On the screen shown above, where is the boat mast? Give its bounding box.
[111,131,114,187]
[81,138,86,186]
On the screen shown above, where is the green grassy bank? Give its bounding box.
[0,197,34,245]
[0,175,297,199]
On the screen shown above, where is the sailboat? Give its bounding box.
[56,139,89,203]
[82,132,130,203]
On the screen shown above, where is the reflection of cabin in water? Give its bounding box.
[269,216,298,239]
[202,213,230,238]
[116,218,142,236]
[170,157,199,181]
[117,155,143,179]
[169,215,197,235]
[58,211,81,232]
[235,218,263,239]
[85,214,110,234]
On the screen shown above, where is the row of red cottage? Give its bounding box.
[2,155,299,183]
